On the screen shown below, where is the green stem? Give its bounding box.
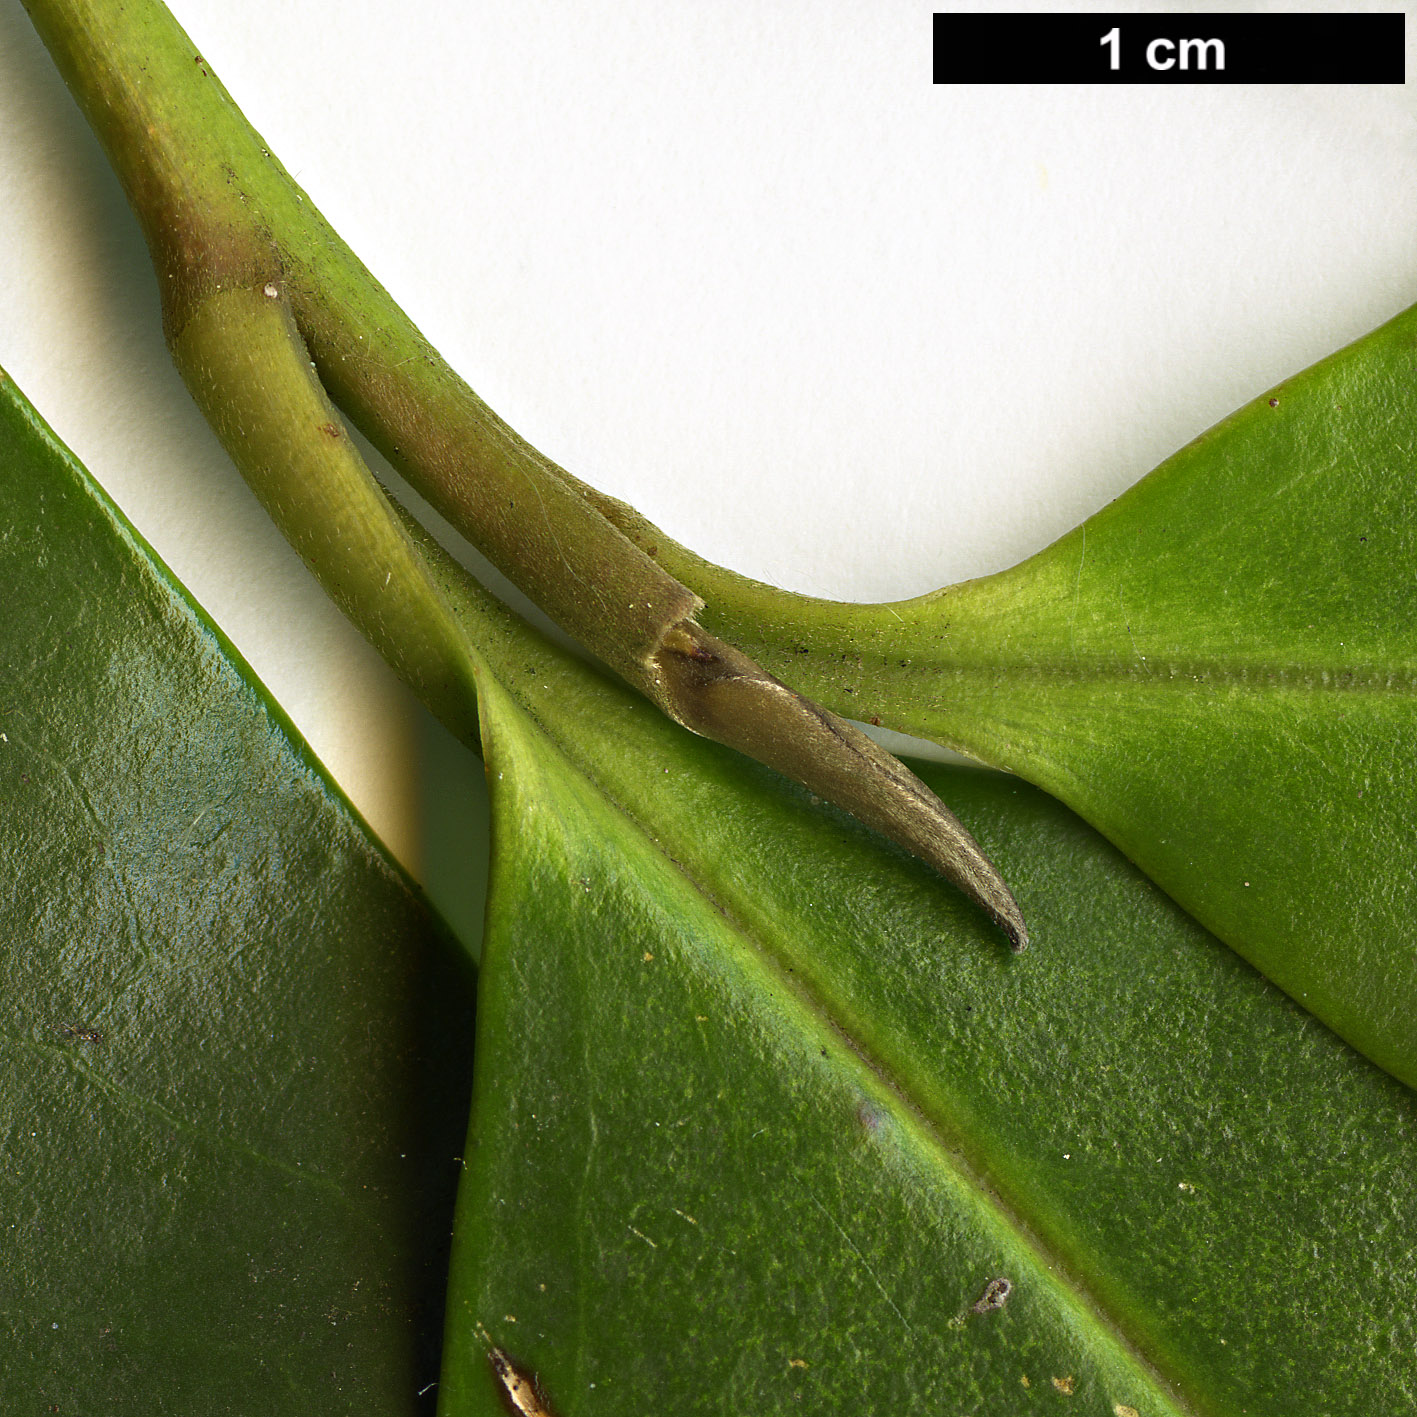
[170,281,484,744]
[21,0,697,695]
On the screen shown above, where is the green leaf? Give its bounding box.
[0,370,475,1413]
[435,604,1417,1415]
[693,304,1417,1089]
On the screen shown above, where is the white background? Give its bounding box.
[1,0,1414,933]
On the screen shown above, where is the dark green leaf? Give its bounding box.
[0,371,475,1413]
[436,611,1417,1415]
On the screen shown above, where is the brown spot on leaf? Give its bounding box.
[1052,1374,1076,1395]
[489,1347,555,1416]
[56,1024,103,1046]
[971,1277,1012,1314]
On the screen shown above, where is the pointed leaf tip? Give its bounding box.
[656,620,1029,951]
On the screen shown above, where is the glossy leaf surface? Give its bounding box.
[691,304,1417,1088]
[0,372,475,1413]
[436,602,1417,1416]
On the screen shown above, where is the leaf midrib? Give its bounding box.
[905,656,1417,693]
